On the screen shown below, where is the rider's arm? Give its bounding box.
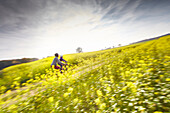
[57,58,64,65]
[60,57,67,63]
[62,59,67,63]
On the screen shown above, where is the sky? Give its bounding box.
[0,0,170,60]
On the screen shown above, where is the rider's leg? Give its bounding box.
[58,64,63,70]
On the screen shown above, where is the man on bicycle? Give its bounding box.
[51,53,66,70]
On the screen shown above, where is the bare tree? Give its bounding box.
[76,47,83,53]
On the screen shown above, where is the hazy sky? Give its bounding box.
[0,0,170,60]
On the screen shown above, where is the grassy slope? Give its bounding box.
[0,35,169,112]
[0,57,52,91]
[0,41,142,93]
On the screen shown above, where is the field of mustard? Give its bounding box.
[0,35,169,112]
[0,42,140,93]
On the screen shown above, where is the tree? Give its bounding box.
[118,44,121,47]
[76,47,83,53]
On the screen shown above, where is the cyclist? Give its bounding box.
[51,53,66,70]
[59,55,67,69]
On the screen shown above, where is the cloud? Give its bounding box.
[0,0,170,60]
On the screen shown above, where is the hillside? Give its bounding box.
[0,35,169,112]
[130,33,170,44]
[0,42,143,93]
[0,58,38,70]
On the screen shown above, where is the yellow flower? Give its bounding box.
[66,107,70,111]
[153,111,163,113]
[97,90,103,97]
[8,104,17,110]
[154,92,159,95]
[138,73,144,77]
[148,68,154,72]
[79,99,82,103]
[155,79,160,83]
[68,87,74,93]
[165,78,170,81]
[14,77,21,81]
[83,83,87,87]
[105,97,108,101]
[110,76,114,80]
[147,87,154,90]
[6,90,11,93]
[99,103,106,110]
[22,102,28,106]
[106,86,112,92]
[50,110,55,113]
[73,98,79,104]
[153,60,157,62]
[48,97,54,102]
[106,93,110,97]
[94,98,101,105]
[86,91,89,95]
[111,96,115,100]
[127,82,133,87]
[0,86,6,91]
[99,78,103,82]
[125,71,130,75]
[89,102,93,105]
[63,93,69,97]
[122,86,127,91]
[139,60,145,63]
[96,110,102,113]
[159,75,164,78]
[55,101,59,107]
[129,60,133,64]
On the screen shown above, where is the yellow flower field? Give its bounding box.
[0,35,169,112]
